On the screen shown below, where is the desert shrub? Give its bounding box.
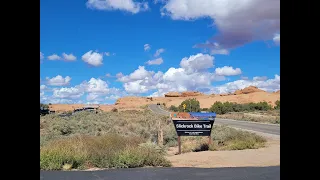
[209,101,227,114]
[178,98,201,112]
[163,125,178,147]
[217,112,280,124]
[168,105,179,112]
[274,100,280,109]
[40,111,169,147]
[40,134,170,170]
[210,125,266,150]
[249,102,272,111]
[40,103,49,109]
[111,107,118,112]
[201,108,209,111]
[209,101,273,114]
[161,124,266,153]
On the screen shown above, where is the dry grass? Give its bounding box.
[40,134,171,170]
[40,110,267,169]
[40,110,169,147]
[164,125,266,154]
[217,110,280,124]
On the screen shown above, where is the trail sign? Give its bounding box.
[183,104,186,109]
[172,119,215,154]
[172,120,215,136]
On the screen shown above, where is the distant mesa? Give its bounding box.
[233,86,265,95]
[164,87,266,98]
[164,92,181,97]
[219,93,231,96]
[46,86,280,112]
[164,91,204,97]
[181,91,204,97]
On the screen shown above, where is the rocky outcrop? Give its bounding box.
[219,93,231,96]
[165,91,204,97]
[233,86,265,95]
[181,91,204,97]
[164,92,181,97]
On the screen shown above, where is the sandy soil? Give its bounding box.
[166,132,280,168]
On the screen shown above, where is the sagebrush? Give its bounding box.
[40,134,171,170]
[40,110,267,170]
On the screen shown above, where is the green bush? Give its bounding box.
[169,105,179,112]
[163,125,178,147]
[274,100,280,109]
[209,101,273,114]
[40,103,49,109]
[161,125,266,153]
[210,125,266,150]
[209,101,227,114]
[178,98,200,112]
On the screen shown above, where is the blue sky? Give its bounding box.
[40,0,280,104]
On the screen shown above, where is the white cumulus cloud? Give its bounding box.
[82,78,110,94]
[210,74,280,94]
[86,0,149,14]
[144,44,151,51]
[253,76,268,81]
[43,77,124,104]
[146,57,163,65]
[62,53,77,61]
[162,0,280,50]
[40,85,47,90]
[105,95,121,100]
[82,50,103,67]
[118,66,154,83]
[40,52,44,63]
[154,48,165,57]
[47,54,62,61]
[180,53,214,73]
[215,66,242,76]
[53,87,84,99]
[46,75,72,86]
[273,34,280,45]
[117,53,224,95]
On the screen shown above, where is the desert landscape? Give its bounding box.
[40,0,280,178]
[48,86,280,113]
[40,86,280,171]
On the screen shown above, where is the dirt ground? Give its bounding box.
[166,131,280,168]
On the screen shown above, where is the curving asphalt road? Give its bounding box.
[40,166,280,180]
[148,104,280,135]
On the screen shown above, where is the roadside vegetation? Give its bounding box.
[40,109,267,170]
[163,124,266,153]
[40,103,49,109]
[40,110,171,170]
[168,99,280,124]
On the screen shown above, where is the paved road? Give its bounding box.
[148,104,280,135]
[149,104,171,115]
[40,166,280,180]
